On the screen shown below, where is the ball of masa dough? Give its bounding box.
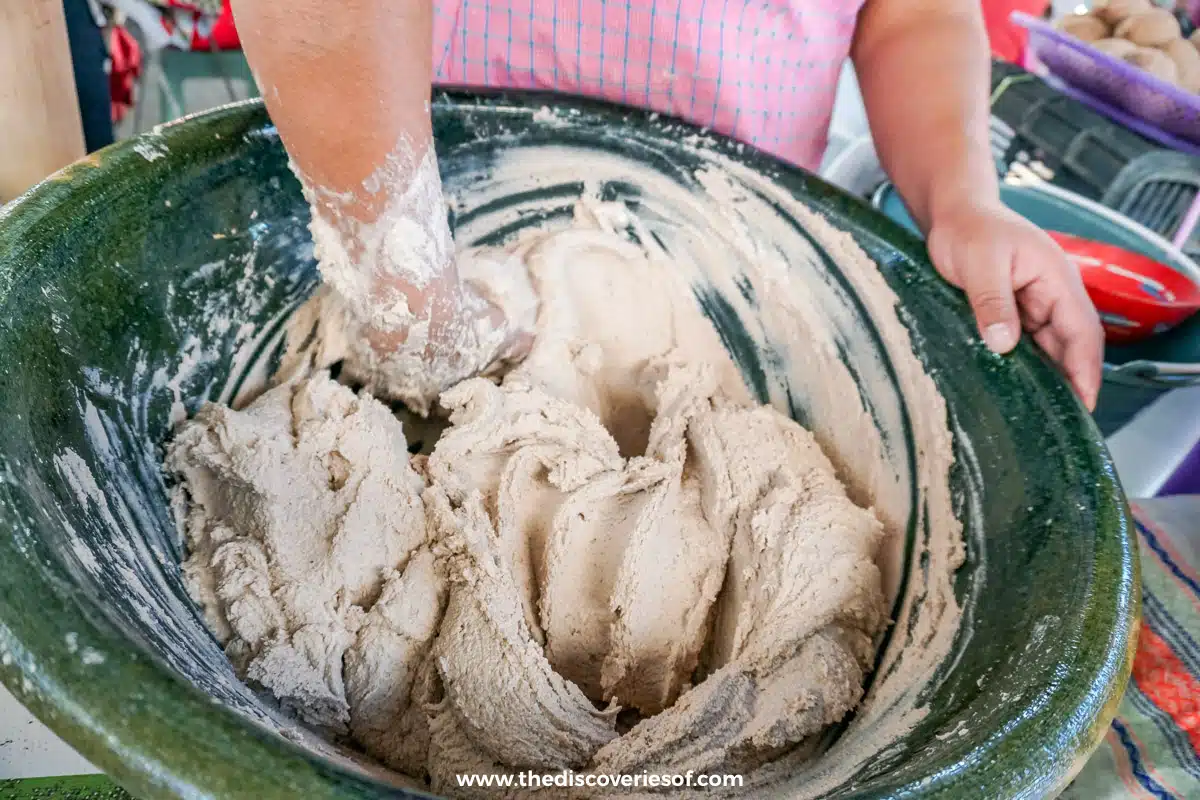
[1092,37,1139,60]
[1115,9,1182,48]
[1056,13,1111,43]
[1091,0,1152,27]
[1163,38,1200,93]
[1124,45,1180,85]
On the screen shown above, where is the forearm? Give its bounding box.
[232,0,434,215]
[851,1,997,232]
[230,0,529,409]
[233,0,453,341]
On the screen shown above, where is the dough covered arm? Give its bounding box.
[231,0,528,408]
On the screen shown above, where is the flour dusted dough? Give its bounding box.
[169,202,889,795]
[166,375,437,738]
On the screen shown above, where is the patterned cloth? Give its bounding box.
[431,0,865,170]
[1062,496,1200,800]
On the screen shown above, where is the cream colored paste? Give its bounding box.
[168,142,965,798]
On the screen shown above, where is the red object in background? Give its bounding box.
[109,24,142,124]
[161,0,240,50]
[982,0,1050,64]
[1048,231,1200,343]
[208,0,239,50]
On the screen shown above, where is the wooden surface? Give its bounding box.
[0,0,86,203]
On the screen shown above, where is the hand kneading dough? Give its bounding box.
[169,201,890,795]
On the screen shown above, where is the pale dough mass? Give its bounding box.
[166,202,889,796]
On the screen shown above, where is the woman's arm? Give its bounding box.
[232,0,451,333]
[231,0,526,410]
[232,0,435,222]
[852,0,996,233]
[852,0,1104,409]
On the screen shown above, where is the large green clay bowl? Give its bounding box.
[0,94,1136,798]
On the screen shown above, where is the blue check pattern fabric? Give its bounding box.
[430,0,865,169]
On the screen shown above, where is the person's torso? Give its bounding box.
[431,0,865,170]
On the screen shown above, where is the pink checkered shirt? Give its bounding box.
[431,1,865,170]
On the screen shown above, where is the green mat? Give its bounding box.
[0,775,130,800]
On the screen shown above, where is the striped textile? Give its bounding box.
[1062,496,1200,800]
[431,0,864,170]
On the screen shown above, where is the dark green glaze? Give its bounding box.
[0,95,1137,799]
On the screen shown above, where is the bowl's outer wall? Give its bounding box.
[0,97,1137,799]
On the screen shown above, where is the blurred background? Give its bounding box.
[1,1,1199,795]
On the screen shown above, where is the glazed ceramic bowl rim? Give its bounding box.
[0,94,1137,799]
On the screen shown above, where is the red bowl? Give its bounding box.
[1048,232,1200,344]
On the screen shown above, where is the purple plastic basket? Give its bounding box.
[1012,11,1200,146]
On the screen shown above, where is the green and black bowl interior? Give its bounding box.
[0,94,1136,798]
